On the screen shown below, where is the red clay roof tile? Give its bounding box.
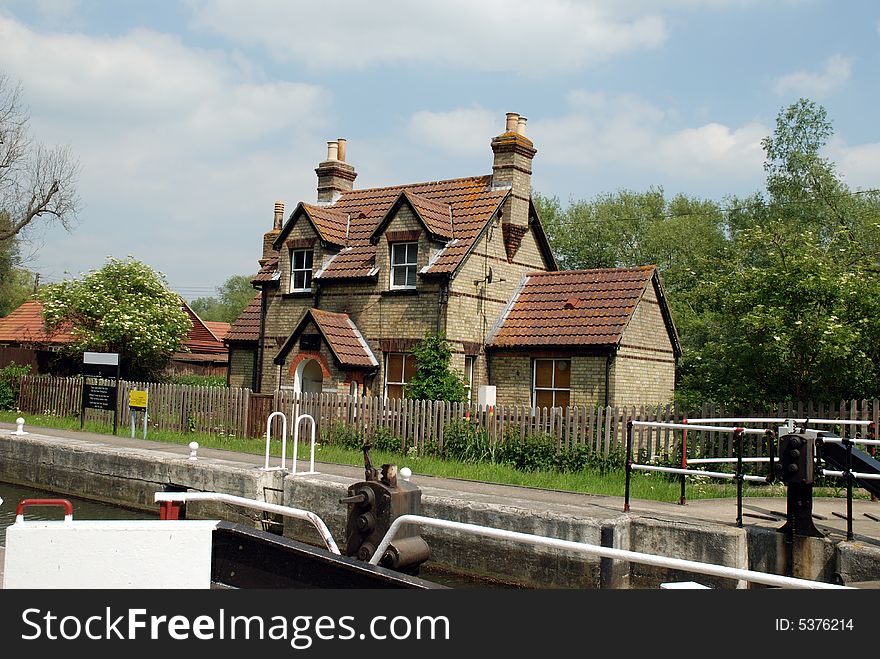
[489,266,658,348]
[225,293,262,343]
[309,308,378,369]
[0,300,76,344]
[278,175,508,280]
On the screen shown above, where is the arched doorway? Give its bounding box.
[295,358,324,395]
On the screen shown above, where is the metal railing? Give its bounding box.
[368,514,849,590]
[153,491,340,555]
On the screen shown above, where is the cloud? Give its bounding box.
[185,0,668,74]
[826,136,880,192]
[773,54,853,98]
[0,15,329,287]
[529,92,767,182]
[407,107,498,157]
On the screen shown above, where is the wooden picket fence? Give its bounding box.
[12,375,880,459]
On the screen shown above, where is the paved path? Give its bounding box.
[2,420,879,547]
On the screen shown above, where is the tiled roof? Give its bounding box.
[0,300,76,345]
[225,293,262,344]
[204,322,231,340]
[278,175,508,280]
[314,245,377,281]
[0,299,229,356]
[309,308,378,368]
[488,267,661,348]
[252,257,280,285]
[301,203,350,246]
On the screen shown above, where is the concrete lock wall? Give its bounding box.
[2,430,877,588]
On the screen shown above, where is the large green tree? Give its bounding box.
[38,257,192,380]
[190,274,255,323]
[679,100,880,408]
[536,98,880,409]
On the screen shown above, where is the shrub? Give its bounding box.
[170,374,227,387]
[0,362,30,410]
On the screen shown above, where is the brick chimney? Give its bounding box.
[491,112,536,260]
[316,138,357,204]
[261,200,284,264]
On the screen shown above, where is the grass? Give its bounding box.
[1,410,863,503]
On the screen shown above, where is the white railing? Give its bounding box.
[262,411,288,471]
[369,514,849,590]
[154,491,340,555]
[292,414,317,476]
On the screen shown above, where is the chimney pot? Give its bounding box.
[273,200,284,230]
[505,112,520,133]
[337,138,346,162]
[326,140,339,161]
[516,116,527,136]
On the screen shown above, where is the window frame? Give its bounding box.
[389,242,418,290]
[289,248,314,292]
[384,352,417,400]
[531,358,571,410]
[464,355,476,403]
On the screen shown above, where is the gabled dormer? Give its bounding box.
[367,190,455,291]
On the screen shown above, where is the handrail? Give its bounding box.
[369,514,849,589]
[291,413,317,476]
[14,498,74,523]
[631,421,766,434]
[693,417,872,426]
[154,491,340,555]
[263,411,288,471]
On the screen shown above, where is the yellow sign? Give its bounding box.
[129,390,148,409]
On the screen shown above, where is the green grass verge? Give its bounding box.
[1,410,860,503]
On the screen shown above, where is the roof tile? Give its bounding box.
[489,267,657,348]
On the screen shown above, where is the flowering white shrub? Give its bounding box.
[38,256,192,380]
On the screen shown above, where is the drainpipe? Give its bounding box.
[436,280,449,334]
[256,290,268,392]
[604,347,617,408]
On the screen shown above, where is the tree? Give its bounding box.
[0,213,34,316]
[190,274,255,323]
[38,257,192,381]
[0,74,80,243]
[405,332,467,403]
[676,99,880,409]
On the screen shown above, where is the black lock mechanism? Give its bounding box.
[340,443,429,574]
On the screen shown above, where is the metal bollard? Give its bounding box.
[188,441,199,460]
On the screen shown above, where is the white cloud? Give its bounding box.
[407,107,498,157]
[185,0,668,74]
[529,92,767,182]
[773,54,853,98]
[827,136,880,192]
[0,15,330,287]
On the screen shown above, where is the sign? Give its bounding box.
[83,352,120,378]
[129,390,148,410]
[83,384,117,411]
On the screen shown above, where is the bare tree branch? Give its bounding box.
[0,73,81,243]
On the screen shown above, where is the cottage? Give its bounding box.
[227,113,678,407]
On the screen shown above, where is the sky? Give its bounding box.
[1,0,878,301]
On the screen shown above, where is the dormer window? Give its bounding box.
[390,242,417,289]
[290,249,314,292]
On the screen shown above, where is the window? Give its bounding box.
[532,358,571,409]
[385,352,417,399]
[290,249,314,292]
[390,242,417,289]
[464,356,475,403]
